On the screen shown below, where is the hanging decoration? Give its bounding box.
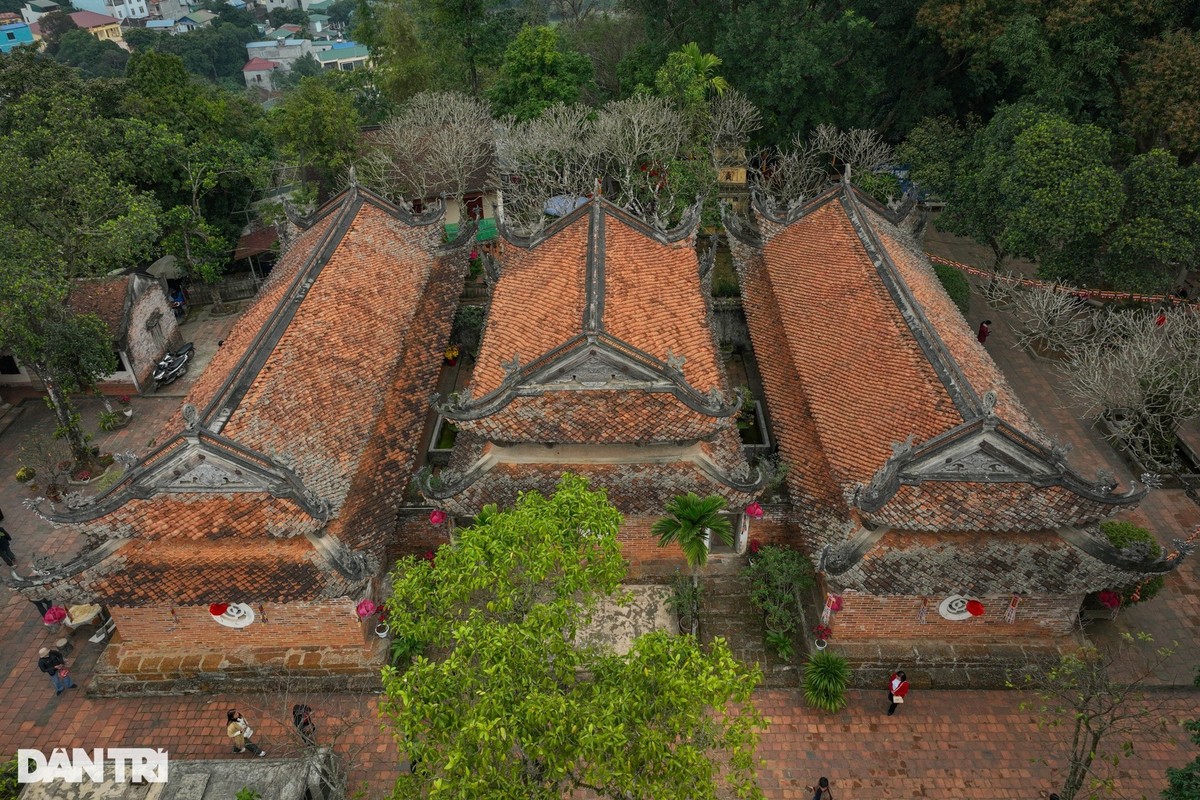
[355,599,378,620]
[208,603,229,617]
[1096,590,1121,610]
[917,597,929,624]
[429,509,447,525]
[170,607,180,624]
[744,502,764,519]
[966,599,985,617]
[258,604,269,624]
[820,593,843,625]
[1004,594,1020,624]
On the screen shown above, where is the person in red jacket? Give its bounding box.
[976,320,992,344]
[887,670,909,716]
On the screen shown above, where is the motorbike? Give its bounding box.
[153,342,195,389]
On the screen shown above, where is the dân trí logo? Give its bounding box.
[18,748,169,783]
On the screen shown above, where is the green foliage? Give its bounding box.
[382,473,765,799]
[655,42,729,116]
[270,77,360,200]
[37,10,77,55]
[1099,520,1165,604]
[15,467,35,483]
[1163,719,1200,800]
[450,303,486,358]
[486,25,593,120]
[932,262,971,316]
[235,789,262,800]
[54,29,130,78]
[98,410,126,432]
[389,634,425,668]
[744,545,815,637]
[667,570,702,634]
[853,171,902,204]
[0,756,18,800]
[764,629,795,661]
[125,24,257,83]
[268,7,309,27]
[802,650,850,712]
[652,492,732,569]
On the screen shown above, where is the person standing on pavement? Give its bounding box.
[976,320,992,344]
[0,525,18,577]
[37,647,75,695]
[887,670,909,715]
[806,776,833,798]
[227,710,266,756]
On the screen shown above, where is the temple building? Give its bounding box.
[17,184,469,691]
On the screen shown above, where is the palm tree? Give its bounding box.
[652,492,733,571]
[678,42,729,97]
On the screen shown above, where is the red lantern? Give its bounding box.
[209,603,229,617]
[966,599,985,617]
[744,502,764,519]
[429,509,447,525]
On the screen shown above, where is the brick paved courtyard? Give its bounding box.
[0,283,1198,798]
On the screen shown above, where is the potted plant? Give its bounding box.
[803,650,850,712]
[118,395,133,417]
[15,466,35,484]
[667,570,701,636]
[375,607,390,638]
[747,538,762,566]
[812,623,833,651]
[444,345,461,366]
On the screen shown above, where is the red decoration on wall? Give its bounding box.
[966,599,985,617]
[429,509,447,525]
[744,502,764,519]
[208,603,229,616]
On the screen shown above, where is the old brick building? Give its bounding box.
[18,184,469,691]
[726,181,1185,642]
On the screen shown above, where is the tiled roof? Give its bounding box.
[753,195,962,490]
[472,213,589,395]
[73,538,357,605]
[242,57,278,72]
[472,199,722,396]
[74,494,317,542]
[232,225,278,259]
[67,276,130,337]
[68,10,120,28]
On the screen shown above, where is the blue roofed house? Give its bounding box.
[0,20,34,51]
[145,17,174,31]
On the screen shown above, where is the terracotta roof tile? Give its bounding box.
[751,198,962,491]
[473,214,589,395]
[75,494,316,542]
[67,276,130,337]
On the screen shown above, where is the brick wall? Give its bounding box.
[826,591,1082,641]
[91,600,384,694]
[124,282,178,391]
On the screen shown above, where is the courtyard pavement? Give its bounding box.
[0,261,1197,798]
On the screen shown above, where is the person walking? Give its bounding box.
[37,647,75,696]
[806,776,833,798]
[976,320,992,344]
[227,710,266,756]
[0,525,18,577]
[887,670,909,715]
[292,703,316,745]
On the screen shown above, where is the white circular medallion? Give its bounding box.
[212,603,256,629]
[938,595,973,621]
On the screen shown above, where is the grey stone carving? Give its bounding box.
[173,462,241,488]
[182,403,199,431]
[665,349,687,373]
[114,451,140,469]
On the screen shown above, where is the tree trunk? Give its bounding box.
[41,373,95,472]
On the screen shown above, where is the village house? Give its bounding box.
[0,272,178,400]
[29,10,125,44]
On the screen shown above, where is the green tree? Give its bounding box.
[1164,719,1200,800]
[486,25,592,120]
[327,0,355,30]
[273,52,323,92]
[270,76,360,200]
[54,29,130,78]
[652,492,733,570]
[36,9,77,55]
[1124,30,1200,163]
[382,474,764,799]
[268,7,308,27]
[655,41,729,117]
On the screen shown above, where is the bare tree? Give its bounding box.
[1009,633,1178,800]
[548,0,599,28]
[591,95,689,226]
[752,125,894,210]
[706,89,761,170]
[494,102,599,233]
[1009,285,1200,469]
[361,92,495,209]
[836,128,894,176]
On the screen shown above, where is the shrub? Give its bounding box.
[451,304,486,357]
[745,546,816,636]
[933,262,971,316]
[667,570,701,634]
[765,630,794,661]
[390,635,425,668]
[235,790,262,800]
[1099,520,1164,604]
[0,756,18,800]
[15,467,34,483]
[803,650,850,712]
[853,171,902,204]
[98,410,124,431]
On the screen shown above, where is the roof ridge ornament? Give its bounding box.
[182,403,199,431]
[665,348,686,373]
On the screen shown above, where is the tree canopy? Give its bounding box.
[381,474,765,799]
[486,25,592,120]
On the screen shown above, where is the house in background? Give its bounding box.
[144,17,174,31]
[244,37,310,68]
[242,56,279,90]
[0,20,34,51]
[174,8,213,30]
[31,10,125,43]
[73,0,147,22]
[20,0,58,24]
[306,12,328,34]
[0,272,179,400]
[316,40,368,71]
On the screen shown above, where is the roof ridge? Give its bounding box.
[200,192,365,429]
[838,185,981,419]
